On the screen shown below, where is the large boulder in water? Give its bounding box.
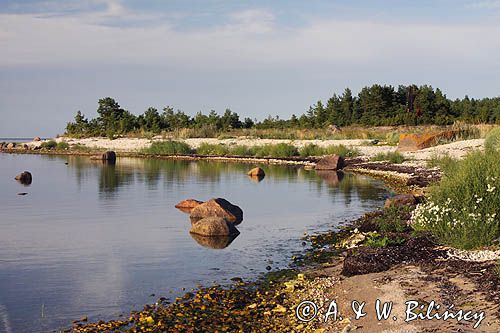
[315,154,345,171]
[15,171,32,185]
[175,199,204,213]
[102,151,116,163]
[247,167,265,177]
[190,198,243,224]
[189,217,240,237]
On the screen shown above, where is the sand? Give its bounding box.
[23,136,485,163]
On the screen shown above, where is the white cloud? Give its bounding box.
[0,5,499,72]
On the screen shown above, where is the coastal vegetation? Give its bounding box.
[141,141,360,158]
[371,151,406,164]
[65,85,500,139]
[412,150,500,249]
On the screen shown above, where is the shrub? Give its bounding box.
[254,143,298,158]
[371,151,405,164]
[374,206,411,233]
[485,127,500,152]
[365,234,405,247]
[299,144,324,157]
[412,150,500,249]
[196,143,230,155]
[143,141,192,155]
[41,140,57,149]
[385,132,400,145]
[56,141,70,150]
[229,145,253,156]
[325,144,360,157]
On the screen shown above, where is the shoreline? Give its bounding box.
[4,142,499,332]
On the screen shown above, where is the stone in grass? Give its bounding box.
[189,217,240,237]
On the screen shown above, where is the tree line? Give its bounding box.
[66,84,500,137]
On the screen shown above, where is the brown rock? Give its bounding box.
[15,171,32,185]
[247,167,265,177]
[189,217,240,236]
[398,131,457,151]
[6,142,16,149]
[101,151,116,163]
[315,154,345,171]
[190,198,243,224]
[175,199,203,213]
[315,170,344,186]
[190,233,239,249]
[33,137,41,141]
[384,194,417,208]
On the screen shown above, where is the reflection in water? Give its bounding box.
[248,174,265,183]
[190,233,240,250]
[0,154,389,333]
[315,170,344,187]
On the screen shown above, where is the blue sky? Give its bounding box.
[1,0,500,137]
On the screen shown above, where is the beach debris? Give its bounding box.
[190,198,243,225]
[175,199,203,213]
[15,171,32,185]
[384,193,417,208]
[247,167,265,177]
[189,217,240,237]
[315,154,345,171]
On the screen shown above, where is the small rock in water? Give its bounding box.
[17,192,28,196]
[14,171,32,185]
[266,265,272,271]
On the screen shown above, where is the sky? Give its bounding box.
[1,0,500,137]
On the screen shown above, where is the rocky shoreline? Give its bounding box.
[4,142,499,332]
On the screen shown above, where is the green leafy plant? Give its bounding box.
[412,150,500,249]
[40,140,57,149]
[485,127,500,152]
[56,141,70,150]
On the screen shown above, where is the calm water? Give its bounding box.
[0,154,390,333]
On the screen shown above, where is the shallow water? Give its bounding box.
[0,154,390,332]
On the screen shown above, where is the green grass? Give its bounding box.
[143,141,192,155]
[485,127,500,152]
[56,141,70,150]
[40,140,57,149]
[426,153,457,173]
[298,144,360,157]
[371,151,405,164]
[253,143,298,158]
[374,206,411,233]
[412,150,500,249]
[365,234,405,247]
